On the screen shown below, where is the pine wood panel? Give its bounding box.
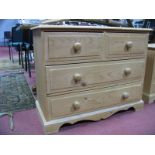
[36,99,144,134]
[45,32,103,60]
[47,83,142,119]
[32,25,151,33]
[33,30,51,120]
[46,59,144,95]
[104,33,148,58]
[43,32,148,65]
[143,44,155,103]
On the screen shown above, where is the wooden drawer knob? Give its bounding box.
[73,42,81,52]
[73,73,82,82]
[124,67,132,76]
[73,101,80,110]
[122,92,129,100]
[126,41,133,50]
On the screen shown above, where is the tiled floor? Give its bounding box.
[0,46,155,135]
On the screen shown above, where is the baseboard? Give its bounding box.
[143,92,155,104]
[36,100,144,134]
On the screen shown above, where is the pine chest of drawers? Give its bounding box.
[143,44,155,103]
[32,25,150,134]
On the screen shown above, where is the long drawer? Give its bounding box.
[43,32,148,64]
[47,83,142,119]
[46,60,144,95]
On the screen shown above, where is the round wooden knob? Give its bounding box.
[73,101,80,110]
[122,92,129,100]
[73,73,82,82]
[81,81,87,86]
[126,41,133,50]
[73,42,81,52]
[124,67,132,76]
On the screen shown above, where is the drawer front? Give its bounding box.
[44,32,148,64]
[46,60,144,95]
[44,32,104,63]
[48,84,142,118]
[104,33,148,58]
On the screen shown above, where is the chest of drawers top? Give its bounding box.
[32,25,151,32]
[32,25,150,65]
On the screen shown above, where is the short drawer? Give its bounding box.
[104,33,148,59]
[47,83,142,118]
[44,32,104,63]
[46,60,144,95]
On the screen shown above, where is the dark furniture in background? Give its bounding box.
[4,31,12,47]
[42,19,133,27]
[9,24,34,77]
[4,31,12,59]
[43,19,155,43]
[133,19,155,43]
